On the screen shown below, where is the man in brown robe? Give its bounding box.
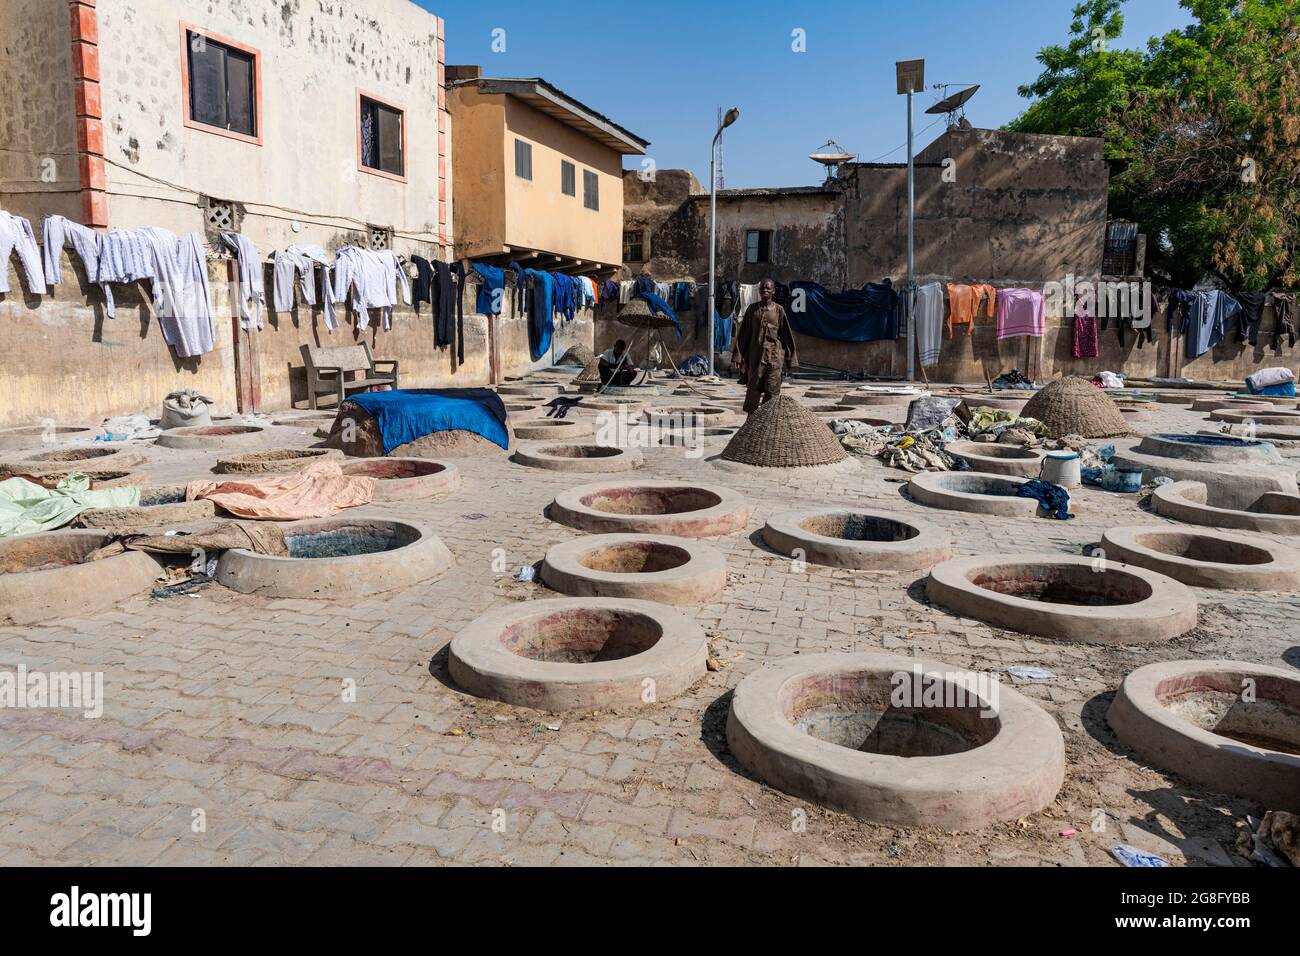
[736,278,798,413]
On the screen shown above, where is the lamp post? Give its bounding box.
[896,59,924,381]
[708,107,740,379]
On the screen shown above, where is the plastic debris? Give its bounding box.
[1111,845,1169,868]
[1007,666,1055,681]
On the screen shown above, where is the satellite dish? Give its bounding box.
[809,139,856,180]
[926,84,980,127]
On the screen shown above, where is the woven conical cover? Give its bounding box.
[572,358,601,384]
[1020,376,1130,439]
[617,296,677,329]
[720,395,849,467]
[558,344,595,367]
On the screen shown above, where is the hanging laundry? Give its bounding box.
[525,269,554,360]
[945,283,980,336]
[914,282,945,368]
[785,280,899,342]
[218,231,265,331]
[1272,292,1297,351]
[1232,291,1268,346]
[451,261,466,363]
[1182,290,1240,360]
[94,228,157,319]
[41,215,100,287]
[472,262,505,315]
[332,247,410,332]
[995,288,1045,339]
[139,227,215,358]
[271,244,330,316]
[0,211,47,294]
[509,261,528,313]
[1072,291,1099,358]
[411,255,435,315]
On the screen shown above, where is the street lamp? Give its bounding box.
[708,106,740,379]
[896,59,924,381]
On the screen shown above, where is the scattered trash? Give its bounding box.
[706,658,723,671]
[1007,666,1055,682]
[1236,811,1299,867]
[463,513,487,520]
[1060,828,1078,838]
[545,722,561,732]
[514,566,535,583]
[1111,844,1169,867]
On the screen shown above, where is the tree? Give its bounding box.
[1008,0,1299,289]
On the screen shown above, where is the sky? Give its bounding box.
[428,0,1195,190]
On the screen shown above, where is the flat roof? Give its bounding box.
[452,77,649,155]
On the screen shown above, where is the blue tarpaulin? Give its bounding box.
[786,280,900,342]
[349,389,509,454]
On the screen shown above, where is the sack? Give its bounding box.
[161,389,214,429]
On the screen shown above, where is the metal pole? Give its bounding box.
[906,88,915,382]
[708,136,719,379]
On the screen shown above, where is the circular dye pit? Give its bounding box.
[1099,525,1300,590]
[926,554,1197,643]
[762,508,951,570]
[658,427,735,447]
[0,529,160,625]
[337,458,461,500]
[513,443,642,473]
[644,406,733,428]
[726,651,1064,828]
[550,480,749,537]
[945,441,1045,477]
[503,403,546,421]
[156,425,267,449]
[1137,433,1282,465]
[907,471,1053,518]
[77,488,216,532]
[1210,408,1300,426]
[24,446,125,465]
[1108,660,1300,809]
[4,468,145,488]
[541,534,725,605]
[0,425,95,451]
[512,420,593,441]
[448,597,708,710]
[215,448,334,474]
[1151,480,1300,536]
[216,518,452,599]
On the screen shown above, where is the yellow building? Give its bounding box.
[447,67,648,277]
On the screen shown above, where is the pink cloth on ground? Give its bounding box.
[186,460,375,520]
[995,288,1045,339]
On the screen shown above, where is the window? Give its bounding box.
[583,170,599,210]
[359,95,404,177]
[515,139,532,180]
[561,160,576,197]
[623,231,645,263]
[185,29,258,140]
[745,230,772,264]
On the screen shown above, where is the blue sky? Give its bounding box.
[428,0,1194,189]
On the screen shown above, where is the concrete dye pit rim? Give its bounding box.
[76,495,217,533]
[1136,432,1282,465]
[804,404,858,414]
[539,533,726,605]
[925,553,1197,643]
[643,406,735,428]
[511,420,594,441]
[448,597,708,712]
[1107,659,1300,810]
[22,446,129,466]
[214,448,336,474]
[0,425,96,451]
[658,427,736,448]
[1099,525,1300,591]
[155,425,268,449]
[550,480,750,537]
[1209,408,1300,426]
[0,529,161,625]
[762,507,952,571]
[504,403,547,421]
[907,471,1054,518]
[1190,397,1271,412]
[725,651,1065,829]
[1151,480,1300,536]
[216,517,452,599]
[945,441,1046,477]
[0,467,148,489]
[337,458,461,500]
[512,443,644,473]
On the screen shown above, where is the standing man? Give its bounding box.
[736,278,798,413]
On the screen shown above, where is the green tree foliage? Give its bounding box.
[1008,0,1298,289]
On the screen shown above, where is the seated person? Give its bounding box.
[598,339,638,386]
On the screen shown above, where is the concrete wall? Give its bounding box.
[0,0,83,224]
[449,85,626,266]
[91,0,449,259]
[0,250,594,426]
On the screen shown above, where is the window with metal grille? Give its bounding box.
[514,139,532,180]
[583,170,599,210]
[360,96,404,176]
[367,225,392,250]
[202,197,237,232]
[745,230,772,264]
[1103,221,1139,275]
[623,230,645,263]
[561,160,576,197]
[186,31,257,137]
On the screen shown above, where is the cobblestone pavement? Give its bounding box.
[1,383,1294,866]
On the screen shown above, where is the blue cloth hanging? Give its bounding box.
[786,280,899,342]
[713,311,731,351]
[471,263,505,315]
[636,292,682,337]
[524,269,554,360]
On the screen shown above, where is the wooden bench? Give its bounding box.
[301,343,399,409]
